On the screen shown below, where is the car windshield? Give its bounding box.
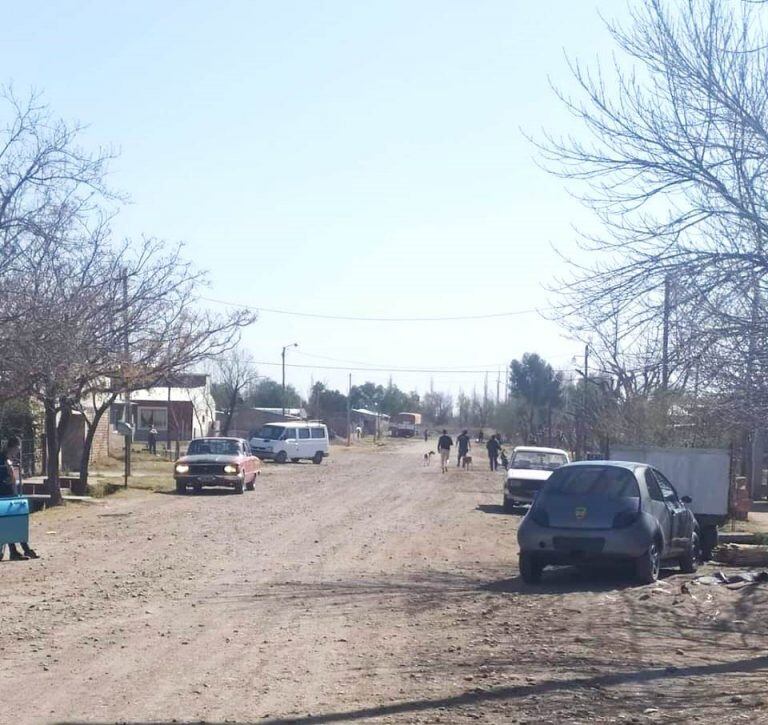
[545,465,640,498]
[255,425,286,440]
[187,439,241,456]
[512,451,568,470]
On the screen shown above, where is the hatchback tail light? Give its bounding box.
[612,510,640,528]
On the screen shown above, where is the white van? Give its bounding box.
[249,421,329,464]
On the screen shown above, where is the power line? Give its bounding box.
[200,296,545,322]
[252,360,502,374]
[294,350,503,370]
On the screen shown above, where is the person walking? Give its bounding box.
[0,435,38,561]
[423,428,429,443]
[437,429,453,474]
[456,429,470,467]
[148,425,158,455]
[486,433,501,472]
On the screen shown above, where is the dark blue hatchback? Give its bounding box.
[517,461,699,584]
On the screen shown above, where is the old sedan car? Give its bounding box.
[503,446,570,513]
[174,437,260,495]
[517,461,699,585]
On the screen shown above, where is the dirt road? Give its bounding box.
[1,440,767,724]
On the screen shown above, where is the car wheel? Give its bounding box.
[502,497,515,514]
[175,481,186,495]
[636,541,661,584]
[312,452,323,465]
[234,479,244,494]
[519,552,543,584]
[275,451,288,464]
[679,532,700,574]
[246,475,255,491]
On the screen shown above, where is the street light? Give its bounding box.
[281,343,298,417]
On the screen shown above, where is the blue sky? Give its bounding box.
[2,0,624,400]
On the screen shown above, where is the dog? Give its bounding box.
[423,451,435,466]
[461,455,473,470]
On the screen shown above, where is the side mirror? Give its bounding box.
[681,495,692,504]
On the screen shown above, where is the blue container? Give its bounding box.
[0,497,29,545]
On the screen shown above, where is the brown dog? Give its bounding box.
[461,455,473,470]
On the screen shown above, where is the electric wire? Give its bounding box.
[200,296,546,322]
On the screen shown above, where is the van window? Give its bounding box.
[283,428,298,440]
[298,428,311,439]
[255,425,285,440]
[311,427,326,439]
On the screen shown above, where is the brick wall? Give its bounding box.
[89,410,111,463]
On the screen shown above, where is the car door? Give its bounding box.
[282,428,299,458]
[653,468,691,550]
[644,468,674,553]
[241,440,254,478]
[297,427,313,458]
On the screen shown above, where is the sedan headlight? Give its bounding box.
[175,464,189,474]
[223,464,239,474]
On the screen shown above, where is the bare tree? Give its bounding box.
[213,350,259,436]
[0,92,255,502]
[422,391,454,426]
[539,0,768,445]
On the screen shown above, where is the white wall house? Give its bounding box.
[112,374,216,443]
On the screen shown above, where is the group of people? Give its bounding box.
[0,435,38,561]
[435,429,505,473]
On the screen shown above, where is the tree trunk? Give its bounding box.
[528,405,535,444]
[78,417,98,489]
[44,398,62,505]
[78,395,118,488]
[547,405,553,447]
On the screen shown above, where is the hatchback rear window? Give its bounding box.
[545,466,639,498]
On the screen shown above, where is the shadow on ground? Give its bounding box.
[54,654,768,725]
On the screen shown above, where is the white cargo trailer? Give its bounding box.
[609,445,730,559]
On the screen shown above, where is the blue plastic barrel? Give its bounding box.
[0,497,30,545]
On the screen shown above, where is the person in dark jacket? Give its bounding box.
[437,430,453,473]
[486,434,501,472]
[456,430,471,467]
[0,436,38,561]
[147,425,158,455]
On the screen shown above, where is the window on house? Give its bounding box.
[137,407,168,430]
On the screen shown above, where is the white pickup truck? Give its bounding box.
[609,445,730,559]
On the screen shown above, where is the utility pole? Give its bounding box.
[581,343,589,460]
[281,342,298,417]
[346,373,352,446]
[496,369,501,405]
[167,381,172,457]
[662,274,671,391]
[123,270,131,487]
